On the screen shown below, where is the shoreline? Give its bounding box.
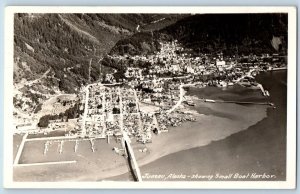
[12,70,287,182]
[14,74,276,182]
[112,70,287,181]
[13,99,268,182]
[107,99,268,181]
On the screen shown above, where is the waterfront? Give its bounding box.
[13,70,286,182]
[8,10,295,188]
[112,70,287,181]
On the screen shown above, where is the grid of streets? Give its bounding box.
[81,83,154,144]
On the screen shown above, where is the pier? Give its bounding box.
[204,99,274,106]
[268,67,287,71]
[123,132,143,182]
[118,87,142,182]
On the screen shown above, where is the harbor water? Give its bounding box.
[111,70,287,181]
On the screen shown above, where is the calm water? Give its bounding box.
[111,70,287,181]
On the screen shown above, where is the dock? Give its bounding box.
[123,134,143,182]
[268,67,287,71]
[204,99,274,106]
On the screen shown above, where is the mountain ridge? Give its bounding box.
[110,14,288,56]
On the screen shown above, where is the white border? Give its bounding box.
[3,6,297,189]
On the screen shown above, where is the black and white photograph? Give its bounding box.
[3,6,296,189]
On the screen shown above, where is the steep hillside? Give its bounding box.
[109,14,188,56]
[109,31,161,56]
[110,13,288,56]
[13,13,182,114]
[160,13,288,55]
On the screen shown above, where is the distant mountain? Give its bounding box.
[108,14,188,56]
[110,13,288,56]
[161,14,288,55]
[109,31,161,56]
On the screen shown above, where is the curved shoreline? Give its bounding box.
[13,71,286,182]
[103,100,268,181]
[13,98,268,182]
[114,70,287,181]
[13,90,268,182]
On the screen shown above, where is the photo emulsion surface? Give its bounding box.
[6,8,296,188]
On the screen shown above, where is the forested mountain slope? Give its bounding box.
[13,13,183,112]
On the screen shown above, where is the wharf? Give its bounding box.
[204,99,274,106]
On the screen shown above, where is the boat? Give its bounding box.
[205,99,216,103]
